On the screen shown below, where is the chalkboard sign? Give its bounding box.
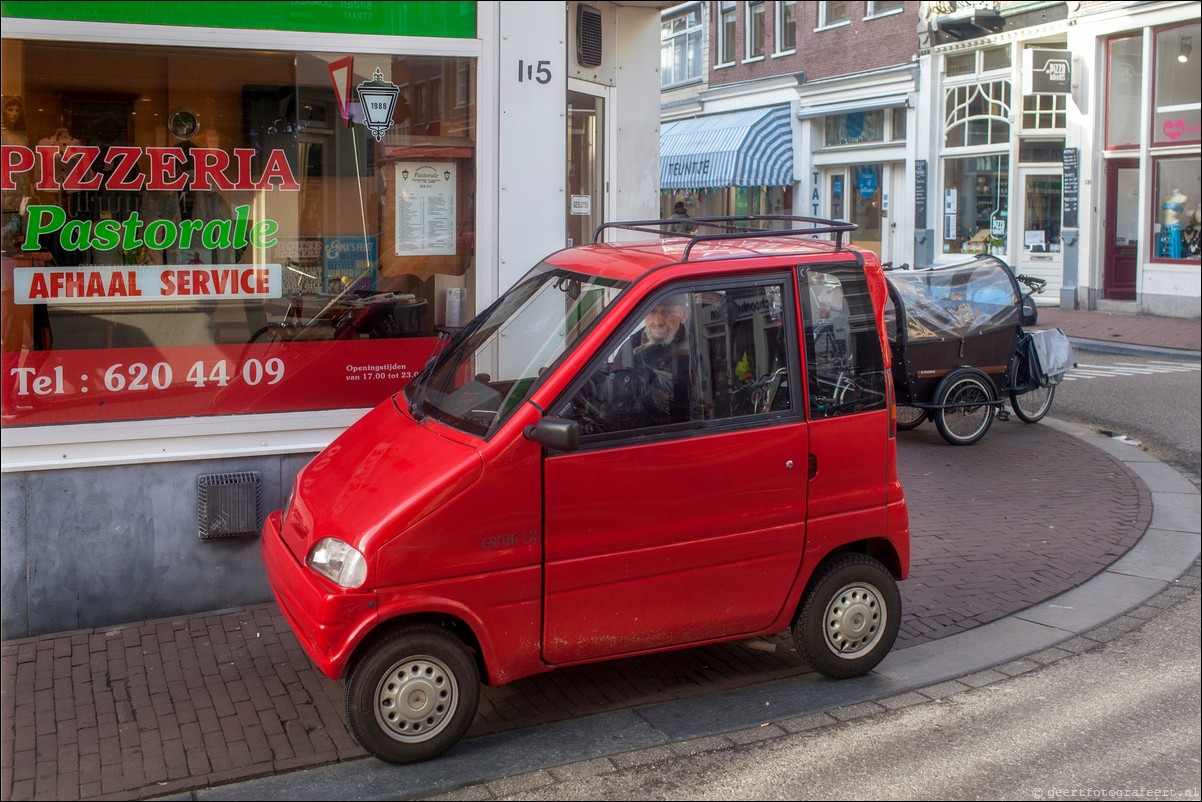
[1062,147,1079,229]
[915,159,928,230]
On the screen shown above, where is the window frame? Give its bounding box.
[865,1,905,20]
[816,0,852,32]
[1150,21,1202,148]
[744,0,765,62]
[798,262,889,420]
[551,272,803,451]
[773,0,797,57]
[1105,32,1144,151]
[660,5,704,88]
[716,0,737,67]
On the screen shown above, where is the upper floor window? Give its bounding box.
[866,0,905,17]
[717,1,737,65]
[945,81,1012,147]
[775,1,797,54]
[945,45,1011,77]
[661,6,703,87]
[746,2,765,60]
[1022,93,1067,132]
[818,1,851,29]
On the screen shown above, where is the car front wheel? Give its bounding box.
[793,554,901,679]
[345,626,480,764]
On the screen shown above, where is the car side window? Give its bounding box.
[555,282,794,439]
[801,266,887,418]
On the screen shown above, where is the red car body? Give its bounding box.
[263,220,909,762]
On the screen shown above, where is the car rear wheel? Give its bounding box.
[792,554,901,679]
[345,626,480,764]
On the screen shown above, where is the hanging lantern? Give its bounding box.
[356,68,400,142]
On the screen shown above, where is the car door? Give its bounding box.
[540,276,808,664]
[799,263,890,552]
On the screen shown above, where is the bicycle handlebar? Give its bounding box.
[1016,274,1047,294]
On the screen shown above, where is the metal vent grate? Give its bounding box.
[198,472,262,540]
[577,5,603,68]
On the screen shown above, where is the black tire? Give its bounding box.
[895,405,927,430]
[792,554,901,679]
[345,626,480,764]
[1010,383,1055,423]
[933,371,995,446]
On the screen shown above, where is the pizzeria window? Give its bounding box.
[1,39,475,427]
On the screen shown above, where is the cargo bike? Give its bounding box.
[883,255,1074,446]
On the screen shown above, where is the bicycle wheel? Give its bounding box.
[933,370,995,446]
[1010,383,1055,423]
[895,405,926,430]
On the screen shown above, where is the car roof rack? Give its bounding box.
[593,215,858,261]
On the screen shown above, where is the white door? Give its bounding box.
[566,80,613,248]
[1015,166,1064,302]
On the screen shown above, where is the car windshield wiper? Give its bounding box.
[407,330,451,419]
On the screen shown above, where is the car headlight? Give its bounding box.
[306,538,367,589]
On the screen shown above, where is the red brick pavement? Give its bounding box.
[0,419,1149,801]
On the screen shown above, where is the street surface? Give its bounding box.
[430,584,1201,801]
[1052,352,1201,480]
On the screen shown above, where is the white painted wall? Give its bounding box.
[494,2,568,298]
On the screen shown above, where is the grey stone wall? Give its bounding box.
[1,452,315,639]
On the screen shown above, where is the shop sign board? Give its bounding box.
[1023,49,1073,95]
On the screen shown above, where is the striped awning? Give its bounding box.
[660,106,793,190]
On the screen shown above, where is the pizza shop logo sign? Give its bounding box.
[2,144,296,253]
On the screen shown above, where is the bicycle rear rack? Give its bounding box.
[593,215,859,261]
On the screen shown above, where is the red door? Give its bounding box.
[1103,158,1139,300]
[541,423,808,664]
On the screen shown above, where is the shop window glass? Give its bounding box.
[890,107,907,141]
[1019,139,1065,163]
[1106,34,1143,148]
[801,266,886,418]
[557,282,794,439]
[945,81,1011,147]
[1152,23,1201,146]
[981,45,1011,72]
[825,110,885,146]
[1,40,475,427]
[945,53,975,77]
[1152,156,1201,261]
[942,155,1009,256]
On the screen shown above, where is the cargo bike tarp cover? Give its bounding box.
[885,256,1022,403]
[886,257,1021,347]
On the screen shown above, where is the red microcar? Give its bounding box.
[262,216,910,764]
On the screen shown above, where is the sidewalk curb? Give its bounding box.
[1065,337,1202,361]
[173,419,1202,802]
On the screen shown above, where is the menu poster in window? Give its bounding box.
[395,162,456,256]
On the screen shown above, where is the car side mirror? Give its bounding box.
[524,417,580,452]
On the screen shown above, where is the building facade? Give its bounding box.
[659,1,1200,315]
[1,1,665,637]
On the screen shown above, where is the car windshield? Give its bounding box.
[405,263,630,437]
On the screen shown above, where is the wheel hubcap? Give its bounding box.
[374,656,458,743]
[823,582,887,658]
